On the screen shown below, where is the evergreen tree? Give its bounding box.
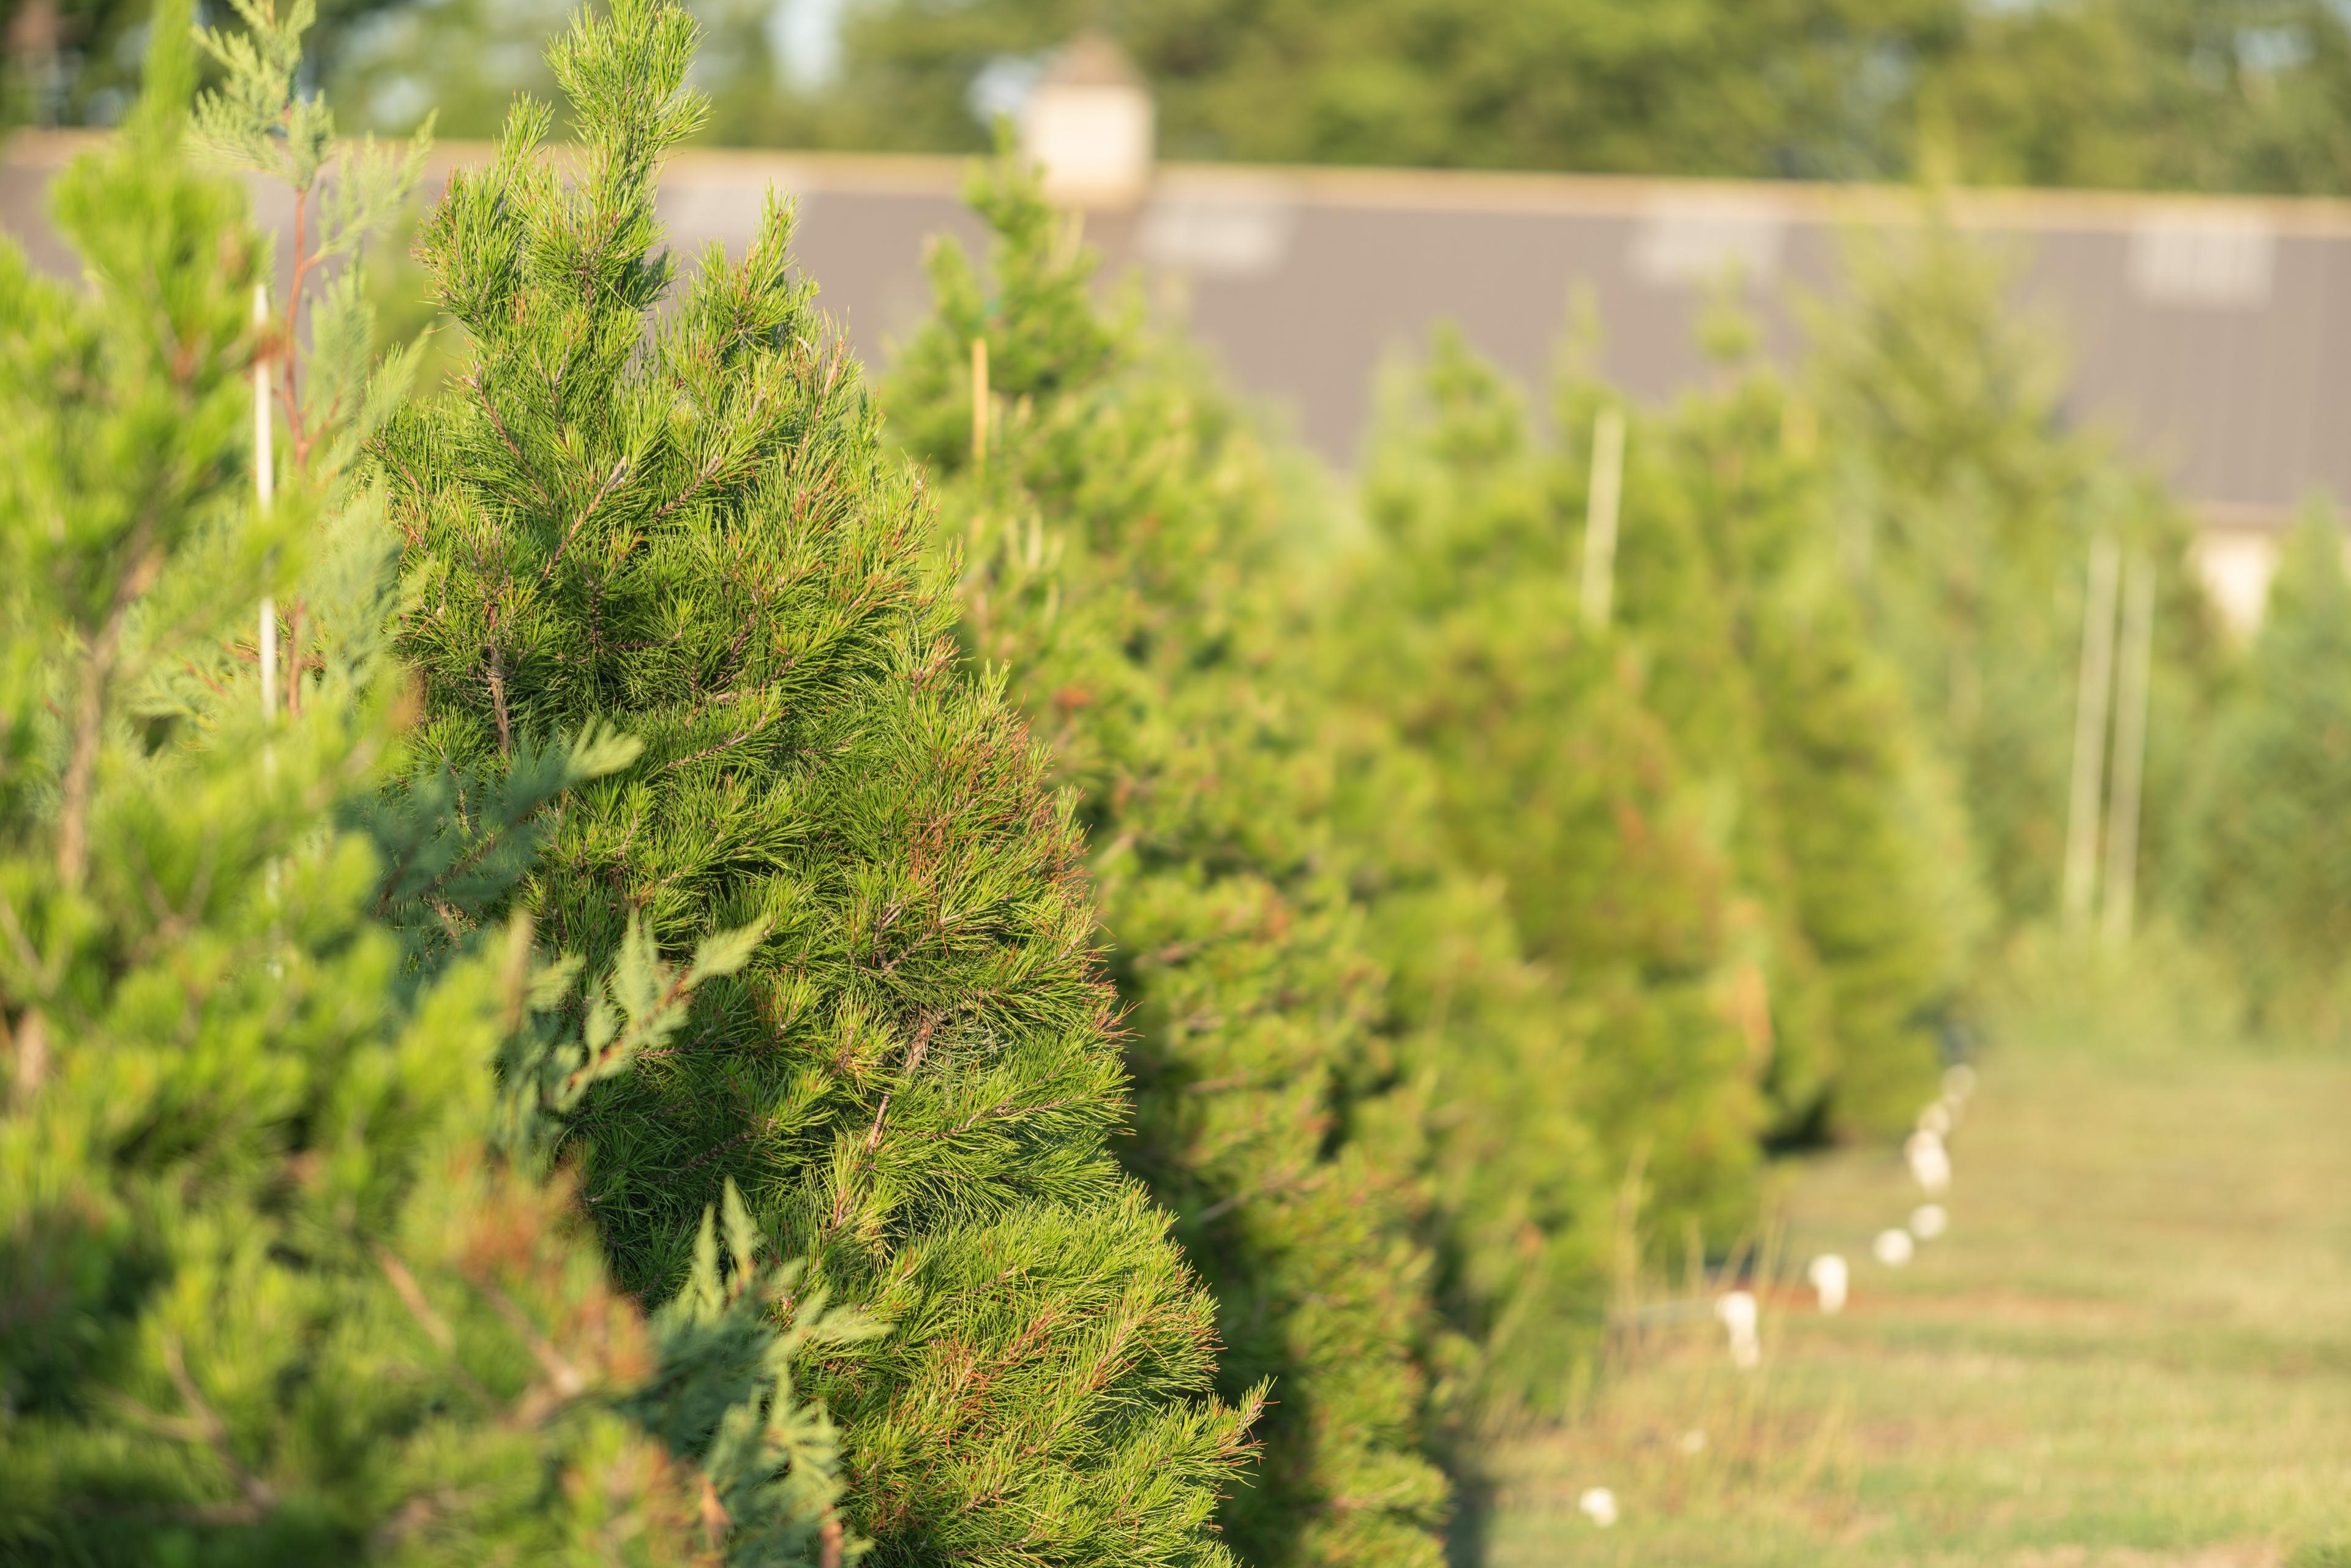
[1559,354,1973,1135]
[1546,354,1844,1138]
[375,5,1253,1561]
[0,20,861,1561]
[883,156,1449,1568]
[1333,331,1764,1250]
[1812,212,2218,932]
[2183,516,2351,1035]
[1310,700,1606,1426]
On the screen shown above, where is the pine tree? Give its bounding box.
[1810,212,2217,931]
[2184,516,2351,1036]
[1545,356,1843,1137]
[0,17,862,1561]
[885,158,1450,1568]
[375,5,1253,1561]
[1333,331,1764,1255]
[1311,701,1606,1425]
[1559,354,1974,1135]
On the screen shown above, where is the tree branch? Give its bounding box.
[161,1332,279,1517]
[57,519,165,890]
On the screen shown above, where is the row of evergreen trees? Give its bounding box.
[3,6,866,1559]
[8,0,2339,1564]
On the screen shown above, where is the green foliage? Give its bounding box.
[1332,317,1971,1292]
[187,0,437,498]
[1927,0,2351,194]
[1812,213,2218,933]
[2,0,405,130]
[1552,367,1847,1136]
[24,0,2351,196]
[888,155,1450,1567]
[708,0,2351,194]
[374,4,1253,1561]
[1335,334,1761,1245]
[1311,701,1607,1426]
[817,0,1955,176]
[2181,516,2351,1037]
[1564,355,1974,1136]
[0,23,858,1559]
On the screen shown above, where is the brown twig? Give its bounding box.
[537,458,631,586]
[56,517,163,890]
[863,1010,939,1152]
[479,1283,585,1425]
[284,599,306,719]
[375,1245,497,1406]
[486,645,513,756]
[161,1332,279,1517]
[464,373,553,508]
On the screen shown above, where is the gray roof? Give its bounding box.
[6,132,2344,523]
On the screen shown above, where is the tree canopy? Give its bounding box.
[796,0,2351,193]
[21,0,2351,194]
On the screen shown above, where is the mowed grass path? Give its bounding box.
[1486,1038,2351,1566]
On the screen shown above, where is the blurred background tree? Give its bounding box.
[15,0,2351,193]
[806,0,2351,191]
[1332,333,1765,1251]
[2,0,403,126]
[2180,515,2351,1038]
[1810,213,2222,931]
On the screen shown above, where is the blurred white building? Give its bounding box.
[1019,36,1154,209]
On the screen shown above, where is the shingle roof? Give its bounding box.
[9,133,2341,523]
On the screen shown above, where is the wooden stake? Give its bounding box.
[970,336,990,471]
[2061,535,2121,934]
[2101,555,2156,953]
[254,284,276,727]
[1580,406,1626,632]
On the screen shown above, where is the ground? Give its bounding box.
[1485,1027,2351,1567]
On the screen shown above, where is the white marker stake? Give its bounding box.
[254,284,276,726]
[1715,1288,1761,1369]
[1910,1203,1949,1240]
[2102,553,2156,954]
[1905,1128,1952,1196]
[1577,1487,1619,1528]
[1807,1253,1850,1315]
[1580,407,1625,631]
[1873,1228,1916,1267]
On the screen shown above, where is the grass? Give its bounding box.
[1481,1014,2351,1566]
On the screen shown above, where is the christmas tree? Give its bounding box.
[1547,351,1842,1136]
[2183,515,2351,1036]
[1811,212,2217,932]
[885,155,1449,1568]
[1335,331,1764,1256]
[0,13,861,1560]
[375,5,1253,1561]
[1559,351,1974,1136]
[1311,700,1606,1425]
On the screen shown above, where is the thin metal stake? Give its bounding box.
[254,283,276,726]
[2061,535,2121,934]
[1580,406,1626,631]
[970,336,990,471]
[2101,555,2156,953]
